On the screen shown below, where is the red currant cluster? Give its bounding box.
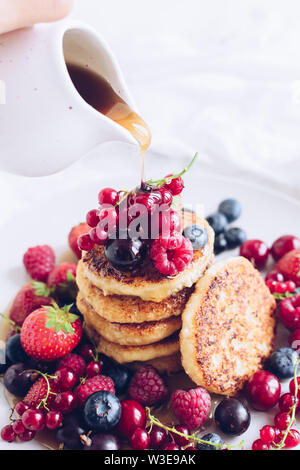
[77,171,195,276]
[251,375,300,450]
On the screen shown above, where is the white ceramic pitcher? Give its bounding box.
[0,20,139,176]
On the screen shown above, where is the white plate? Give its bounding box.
[0,151,300,450]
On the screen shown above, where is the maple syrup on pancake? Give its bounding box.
[66,64,151,182]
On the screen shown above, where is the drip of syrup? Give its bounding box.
[66,64,151,183]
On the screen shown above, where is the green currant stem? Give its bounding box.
[145,407,244,450]
[271,358,300,450]
[146,152,199,187]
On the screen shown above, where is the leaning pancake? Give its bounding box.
[77,294,181,346]
[84,323,180,363]
[180,257,276,397]
[80,213,214,302]
[126,352,182,374]
[77,261,193,323]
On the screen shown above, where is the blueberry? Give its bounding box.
[206,213,227,235]
[182,225,208,250]
[214,233,228,255]
[0,343,11,375]
[267,348,299,379]
[105,238,147,272]
[214,397,250,436]
[196,433,223,450]
[5,334,30,364]
[224,227,247,249]
[218,199,241,223]
[106,365,132,395]
[83,391,121,432]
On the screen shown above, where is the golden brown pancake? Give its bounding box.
[84,323,180,363]
[80,213,214,302]
[77,260,193,323]
[180,257,276,397]
[125,352,182,374]
[77,294,181,346]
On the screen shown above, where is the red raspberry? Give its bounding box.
[47,262,77,288]
[170,387,211,430]
[57,353,86,378]
[128,366,168,406]
[9,282,53,326]
[279,294,300,331]
[24,376,58,411]
[163,174,184,196]
[150,234,193,276]
[68,223,90,259]
[75,375,115,407]
[23,245,55,282]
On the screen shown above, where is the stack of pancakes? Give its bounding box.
[76,213,215,373]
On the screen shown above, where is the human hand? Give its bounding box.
[0,0,73,35]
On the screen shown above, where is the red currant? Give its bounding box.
[163,174,184,196]
[89,226,109,245]
[149,425,168,449]
[116,400,146,439]
[274,412,290,431]
[98,206,118,231]
[12,419,26,435]
[54,391,77,414]
[289,329,300,351]
[265,271,285,282]
[289,377,300,398]
[22,409,45,431]
[79,344,96,362]
[18,429,36,442]
[86,209,100,228]
[185,446,198,450]
[252,439,269,450]
[45,411,63,430]
[162,443,181,450]
[271,235,300,262]
[54,367,77,391]
[284,429,300,448]
[245,370,281,411]
[130,428,150,450]
[1,425,16,442]
[86,361,102,378]
[279,295,300,331]
[171,425,189,446]
[240,240,269,269]
[279,392,299,413]
[78,233,95,252]
[98,188,119,206]
[15,401,29,417]
[259,425,276,444]
[159,187,173,209]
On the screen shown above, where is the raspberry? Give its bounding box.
[47,262,77,287]
[75,375,115,407]
[150,234,193,276]
[23,245,55,282]
[170,387,211,430]
[57,353,86,378]
[128,366,168,406]
[24,376,58,410]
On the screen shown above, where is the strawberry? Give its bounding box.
[75,375,115,407]
[275,250,300,287]
[68,223,90,259]
[23,245,55,282]
[20,303,83,361]
[24,376,58,410]
[47,263,77,288]
[9,282,54,326]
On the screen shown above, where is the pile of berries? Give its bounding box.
[75,159,202,276]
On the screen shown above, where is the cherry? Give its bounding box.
[54,391,77,414]
[54,367,77,391]
[12,419,25,435]
[252,439,269,450]
[259,425,276,444]
[18,429,36,442]
[266,280,296,294]
[289,377,300,398]
[265,271,285,282]
[240,240,269,269]
[149,425,168,449]
[90,226,109,246]
[105,238,147,272]
[86,209,100,228]
[22,409,45,431]
[274,412,290,431]
[163,174,184,196]
[284,429,300,448]
[1,425,16,442]
[116,400,146,439]
[79,344,96,362]
[86,361,102,378]
[171,425,190,447]
[45,411,63,430]
[289,329,300,351]
[279,393,299,413]
[15,401,29,417]
[130,428,150,450]
[279,295,300,331]
[98,188,119,206]
[245,370,281,411]
[162,443,181,450]
[78,233,95,252]
[271,235,300,262]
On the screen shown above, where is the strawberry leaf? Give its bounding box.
[32,281,53,297]
[66,271,76,283]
